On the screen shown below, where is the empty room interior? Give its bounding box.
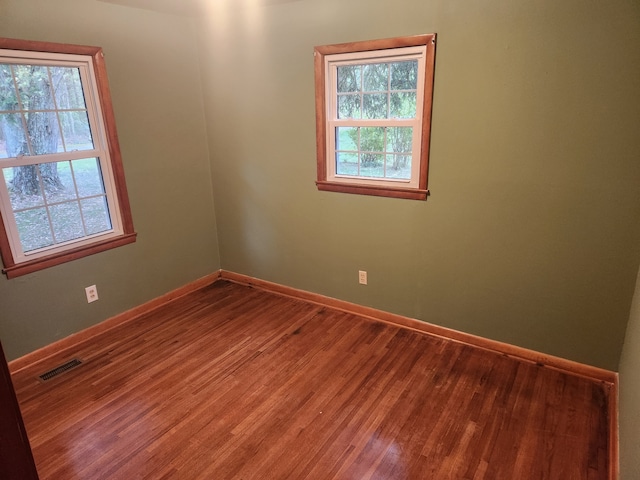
[1,0,640,478]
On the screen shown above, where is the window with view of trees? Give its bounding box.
[314,34,436,200]
[0,38,135,278]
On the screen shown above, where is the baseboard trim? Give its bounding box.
[220,270,617,385]
[8,268,618,477]
[13,268,615,381]
[8,272,221,374]
[13,269,616,384]
[222,271,620,477]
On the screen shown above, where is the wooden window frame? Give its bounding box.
[0,38,136,278]
[314,34,437,201]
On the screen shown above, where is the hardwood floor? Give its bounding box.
[11,280,611,479]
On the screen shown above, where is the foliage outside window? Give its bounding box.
[0,38,136,278]
[314,34,436,200]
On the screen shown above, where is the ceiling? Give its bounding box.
[97,0,300,16]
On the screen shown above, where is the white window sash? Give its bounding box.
[324,46,427,189]
[0,50,124,263]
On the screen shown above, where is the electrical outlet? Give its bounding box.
[358,270,367,285]
[85,285,98,303]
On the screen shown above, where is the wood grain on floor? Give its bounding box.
[11,280,610,479]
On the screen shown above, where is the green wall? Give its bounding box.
[620,266,640,479]
[2,0,640,475]
[198,0,640,370]
[0,0,220,361]
[1,0,640,372]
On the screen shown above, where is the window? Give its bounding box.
[0,38,136,278]
[314,34,436,200]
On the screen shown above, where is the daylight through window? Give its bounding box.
[0,38,135,278]
[314,34,436,200]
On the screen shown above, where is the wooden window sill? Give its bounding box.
[2,233,137,279]
[316,181,429,201]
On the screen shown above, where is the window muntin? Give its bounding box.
[335,126,414,179]
[0,63,95,158]
[4,158,112,253]
[336,60,419,120]
[0,38,136,278]
[315,35,436,201]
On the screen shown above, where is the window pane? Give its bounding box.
[390,61,418,90]
[386,127,413,154]
[0,113,28,158]
[390,92,417,119]
[51,67,86,110]
[363,93,388,119]
[360,127,385,152]
[50,201,84,243]
[361,153,384,178]
[25,111,63,154]
[363,63,388,92]
[337,94,361,119]
[15,207,53,252]
[387,154,412,179]
[41,161,76,204]
[4,165,45,209]
[336,152,358,176]
[59,111,93,151]
[81,197,111,235]
[0,64,19,110]
[337,65,361,93]
[336,127,358,151]
[73,158,106,197]
[14,65,55,111]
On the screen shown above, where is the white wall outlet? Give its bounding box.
[358,270,367,285]
[85,285,99,303]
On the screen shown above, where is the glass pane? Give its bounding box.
[360,153,384,178]
[4,165,45,209]
[363,93,387,119]
[0,64,19,110]
[0,113,28,158]
[81,197,111,235]
[363,63,388,92]
[50,201,84,243]
[337,94,361,119]
[336,152,358,176]
[390,92,417,119]
[25,111,63,154]
[390,61,418,90]
[386,127,413,153]
[15,207,54,252]
[336,127,358,151]
[386,154,412,179]
[41,161,77,204]
[360,127,385,152]
[337,65,361,93]
[73,158,106,197]
[14,65,55,111]
[51,67,86,110]
[59,111,93,151]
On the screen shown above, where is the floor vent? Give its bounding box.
[38,358,83,382]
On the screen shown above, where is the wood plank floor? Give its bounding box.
[11,280,611,479]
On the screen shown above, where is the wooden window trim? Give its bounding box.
[0,38,136,278]
[314,34,436,201]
